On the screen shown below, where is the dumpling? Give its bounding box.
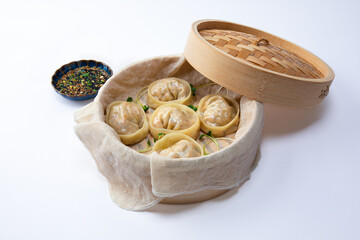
[147,77,194,109]
[105,101,149,145]
[159,140,202,158]
[149,103,200,139]
[153,133,203,158]
[197,94,240,137]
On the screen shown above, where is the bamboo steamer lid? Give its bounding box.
[184,20,335,108]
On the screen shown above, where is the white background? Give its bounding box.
[1,0,359,239]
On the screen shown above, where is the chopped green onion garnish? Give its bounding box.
[188,105,197,111]
[190,84,196,96]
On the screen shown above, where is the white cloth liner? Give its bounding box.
[74,55,264,211]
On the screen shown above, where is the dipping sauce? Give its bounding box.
[56,66,110,97]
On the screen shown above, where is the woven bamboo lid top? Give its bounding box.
[199,29,323,79]
[184,20,335,108]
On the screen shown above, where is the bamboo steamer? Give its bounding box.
[163,20,334,204]
[75,20,335,210]
[161,189,229,204]
[184,20,335,108]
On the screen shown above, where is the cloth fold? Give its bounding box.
[149,97,264,197]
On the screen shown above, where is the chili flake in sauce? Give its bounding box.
[57,66,109,97]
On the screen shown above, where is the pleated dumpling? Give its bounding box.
[153,133,203,158]
[197,94,240,137]
[106,101,149,145]
[147,77,194,109]
[149,103,200,139]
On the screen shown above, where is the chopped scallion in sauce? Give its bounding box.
[57,66,109,97]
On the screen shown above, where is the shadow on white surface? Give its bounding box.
[262,96,332,138]
[146,202,200,214]
[51,91,94,108]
